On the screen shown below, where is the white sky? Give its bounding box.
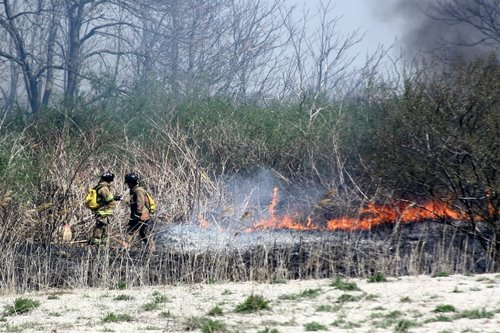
[287,0,401,65]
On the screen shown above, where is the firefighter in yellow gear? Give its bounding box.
[90,171,121,245]
[124,172,156,252]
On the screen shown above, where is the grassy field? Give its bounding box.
[1,273,499,333]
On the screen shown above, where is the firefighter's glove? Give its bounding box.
[113,195,122,201]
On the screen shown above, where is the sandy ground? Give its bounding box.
[0,273,499,333]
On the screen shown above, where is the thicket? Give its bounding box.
[1,54,498,232]
[0,54,498,288]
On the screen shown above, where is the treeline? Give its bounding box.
[0,0,365,115]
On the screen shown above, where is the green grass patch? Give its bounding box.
[279,288,322,300]
[425,315,453,323]
[257,328,279,333]
[143,302,161,311]
[336,294,362,303]
[331,318,362,329]
[365,293,379,300]
[208,305,223,316]
[102,312,133,322]
[151,291,169,303]
[432,272,450,278]
[184,316,208,330]
[4,298,41,315]
[235,295,270,313]
[394,319,418,332]
[113,294,134,301]
[367,272,387,283]
[433,304,456,313]
[201,319,228,333]
[159,310,172,318]
[371,310,405,329]
[315,304,340,312]
[304,322,328,331]
[221,289,233,295]
[330,277,360,291]
[112,281,127,290]
[454,308,494,319]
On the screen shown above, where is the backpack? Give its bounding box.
[145,191,157,214]
[85,187,100,210]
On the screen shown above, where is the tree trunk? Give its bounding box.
[65,2,83,106]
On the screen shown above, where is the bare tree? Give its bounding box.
[0,0,59,115]
[281,0,362,112]
[0,0,371,108]
[60,0,141,105]
[430,0,499,49]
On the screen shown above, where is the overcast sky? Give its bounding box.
[287,0,401,64]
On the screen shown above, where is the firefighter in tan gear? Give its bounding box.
[124,172,156,252]
[91,171,121,245]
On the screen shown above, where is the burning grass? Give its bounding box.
[0,219,493,293]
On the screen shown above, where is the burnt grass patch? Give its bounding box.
[0,220,494,292]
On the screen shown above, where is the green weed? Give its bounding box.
[201,319,228,333]
[208,305,223,316]
[257,328,279,333]
[113,294,134,301]
[4,298,41,315]
[336,294,362,303]
[304,322,327,331]
[235,295,270,313]
[102,312,133,322]
[454,308,494,319]
[367,272,387,283]
[315,304,340,312]
[433,304,456,313]
[330,277,360,291]
[394,319,418,332]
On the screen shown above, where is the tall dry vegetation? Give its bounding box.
[0,53,498,292]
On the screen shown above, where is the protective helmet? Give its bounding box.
[100,170,115,182]
[124,172,139,185]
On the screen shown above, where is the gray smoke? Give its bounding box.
[155,167,330,252]
[190,168,325,231]
[373,0,499,60]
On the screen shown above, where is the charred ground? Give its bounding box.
[2,220,493,292]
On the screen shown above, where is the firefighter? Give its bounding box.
[124,172,156,252]
[90,171,121,245]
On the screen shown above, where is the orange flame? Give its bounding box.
[248,187,318,231]
[244,188,473,232]
[326,201,469,231]
[196,188,485,232]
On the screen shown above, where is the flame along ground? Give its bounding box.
[197,187,485,232]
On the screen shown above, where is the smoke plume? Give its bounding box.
[373,0,499,60]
